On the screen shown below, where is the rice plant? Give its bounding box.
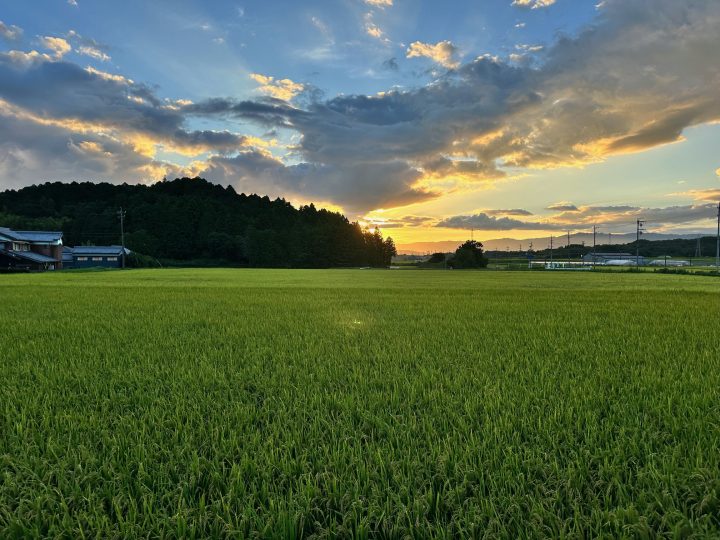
[1,269,719,537]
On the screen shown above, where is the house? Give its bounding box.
[582,252,648,266]
[64,245,130,269]
[0,227,64,271]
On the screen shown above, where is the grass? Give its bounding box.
[1,269,719,538]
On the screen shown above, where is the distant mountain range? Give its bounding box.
[397,232,711,255]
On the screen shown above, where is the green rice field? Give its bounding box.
[1,269,719,538]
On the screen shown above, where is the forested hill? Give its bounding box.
[0,178,396,267]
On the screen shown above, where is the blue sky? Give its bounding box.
[1,0,719,244]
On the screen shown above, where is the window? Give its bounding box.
[77,257,88,261]
[92,257,103,261]
[107,257,118,261]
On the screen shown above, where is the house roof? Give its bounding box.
[0,249,58,264]
[0,227,63,243]
[0,227,18,240]
[70,245,128,256]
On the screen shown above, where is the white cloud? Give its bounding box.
[84,66,133,84]
[406,40,459,68]
[0,20,23,42]
[512,0,556,9]
[39,36,72,59]
[78,45,110,62]
[249,73,304,101]
[68,0,78,6]
[365,0,392,6]
[364,13,387,41]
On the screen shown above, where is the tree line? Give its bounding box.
[0,178,397,268]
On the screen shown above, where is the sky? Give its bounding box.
[1,0,719,246]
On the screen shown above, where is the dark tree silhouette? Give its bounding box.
[448,240,489,269]
[0,177,396,268]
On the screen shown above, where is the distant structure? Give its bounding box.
[648,258,690,267]
[583,252,648,265]
[0,227,63,271]
[63,246,130,269]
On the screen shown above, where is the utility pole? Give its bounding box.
[593,225,597,269]
[608,232,612,245]
[549,236,554,267]
[567,230,570,248]
[636,219,645,268]
[118,207,126,269]
[716,202,719,273]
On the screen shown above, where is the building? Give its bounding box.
[0,227,63,271]
[64,245,130,269]
[583,252,648,265]
[648,258,690,267]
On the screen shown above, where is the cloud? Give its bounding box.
[67,31,111,62]
[186,0,720,211]
[515,44,544,52]
[366,23,384,39]
[0,55,250,161]
[674,189,720,203]
[485,208,534,216]
[406,40,459,68]
[382,57,399,71]
[2,0,720,216]
[0,21,23,42]
[250,73,305,101]
[365,0,393,6]
[363,13,389,42]
[437,212,564,231]
[546,202,578,211]
[193,151,435,212]
[364,215,435,228]
[512,0,556,9]
[78,46,110,62]
[39,37,72,59]
[438,203,717,232]
[68,0,78,6]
